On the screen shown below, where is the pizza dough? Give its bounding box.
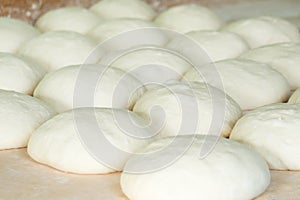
[0,17,40,53]
[121,135,270,200]
[90,0,156,21]
[154,4,222,33]
[35,6,103,34]
[240,43,300,90]
[133,81,242,138]
[0,90,56,150]
[230,103,300,170]
[183,59,291,110]
[222,16,300,48]
[0,53,45,95]
[28,108,153,174]
[288,88,300,103]
[34,64,145,113]
[18,31,96,72]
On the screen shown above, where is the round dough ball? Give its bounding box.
[0,53,46,95]
[90,0,156,21]
[222,16,300,48]
[133,81,242,138]
[184,59,291,110]
[288,88,300,103]
[35,6,103,34]
[240,43,300,90]
[34,64,145,113]
[121,135,270,200]
[230,103,300,170]
[154,4,222,33]
[0,17,40,53]
[0,90,56,150]
[28,108,153,174]
[18,31,96,72]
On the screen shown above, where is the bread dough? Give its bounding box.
[240,43,300,90]
[18,31,96,72]
[154,4,222,33]
[34,64,145,113]
[35,6,103,34]
[0,53,46,95]
[133,81,242,138]
[184,59,291,110]
[0,90,56,150]
[28,108,153,174]
[222,16,300,48]
[230,103,300,170]
[90,0,156,21]
[288,88,300,103]
[121,135,270,200]
[0,17,40,53]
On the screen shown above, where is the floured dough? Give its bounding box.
[0,17,40,53]
[288,88,300,103]
[121,135,270,200]
[184,59,291,110]
[28,108,153,174]
[18,31,96,72]
[0,90,56,150]
[222,16,300,48]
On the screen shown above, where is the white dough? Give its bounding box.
[288,88,300,103]
[0,90,56,150]
[230,103,300,170]
[28,108,153,174]
[154,4,222,33]
[133,81,242,138]
[34,64,145,113]
[35,6,103,34]
[0,17,40,53]
[222,16,300,48]
[18,31,96,72]
[121,135,270,200]
[240,43,300,90]
[184,59,291,110]
[90,0,156,21]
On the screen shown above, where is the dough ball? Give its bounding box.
[28,108,153,174]
[184,59,291,110]
[240,43,300,90]
[0,17,40,53]
[18,31,96,72]
[222,16,300,48]
[34,64,145,113]
[0,53,46,95]
[121,135,270,200]
[35,6,103,34]
[154,4,222,33]
[133,81,242,138]
[90,0,156,21]
[288,88,300,103]
[0,90,56,150]
[230,103,300,170]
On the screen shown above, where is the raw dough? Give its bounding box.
[288,88,300,103]
[0,90,56,150]
[230,103,300,170]
[183,59,291,110]
[121,135,270,200]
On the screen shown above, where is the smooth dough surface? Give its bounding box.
[0,90,56,150]
[184,59,291,110]
[230,103,300,170]
[121,135,270,200]
[288,88,300,103]
[222,16,300,48]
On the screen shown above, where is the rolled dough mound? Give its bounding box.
[288,88,300,103]
[184,59,291,110]
[0,17,40,53]
[90,0,156,21]
[222,16,300,48]
[35,6,103,34]
[230,103,300,170]
[18,31,96,72]
[121,135,270,200]
[28,108,153,174]
[0,90,56,150]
